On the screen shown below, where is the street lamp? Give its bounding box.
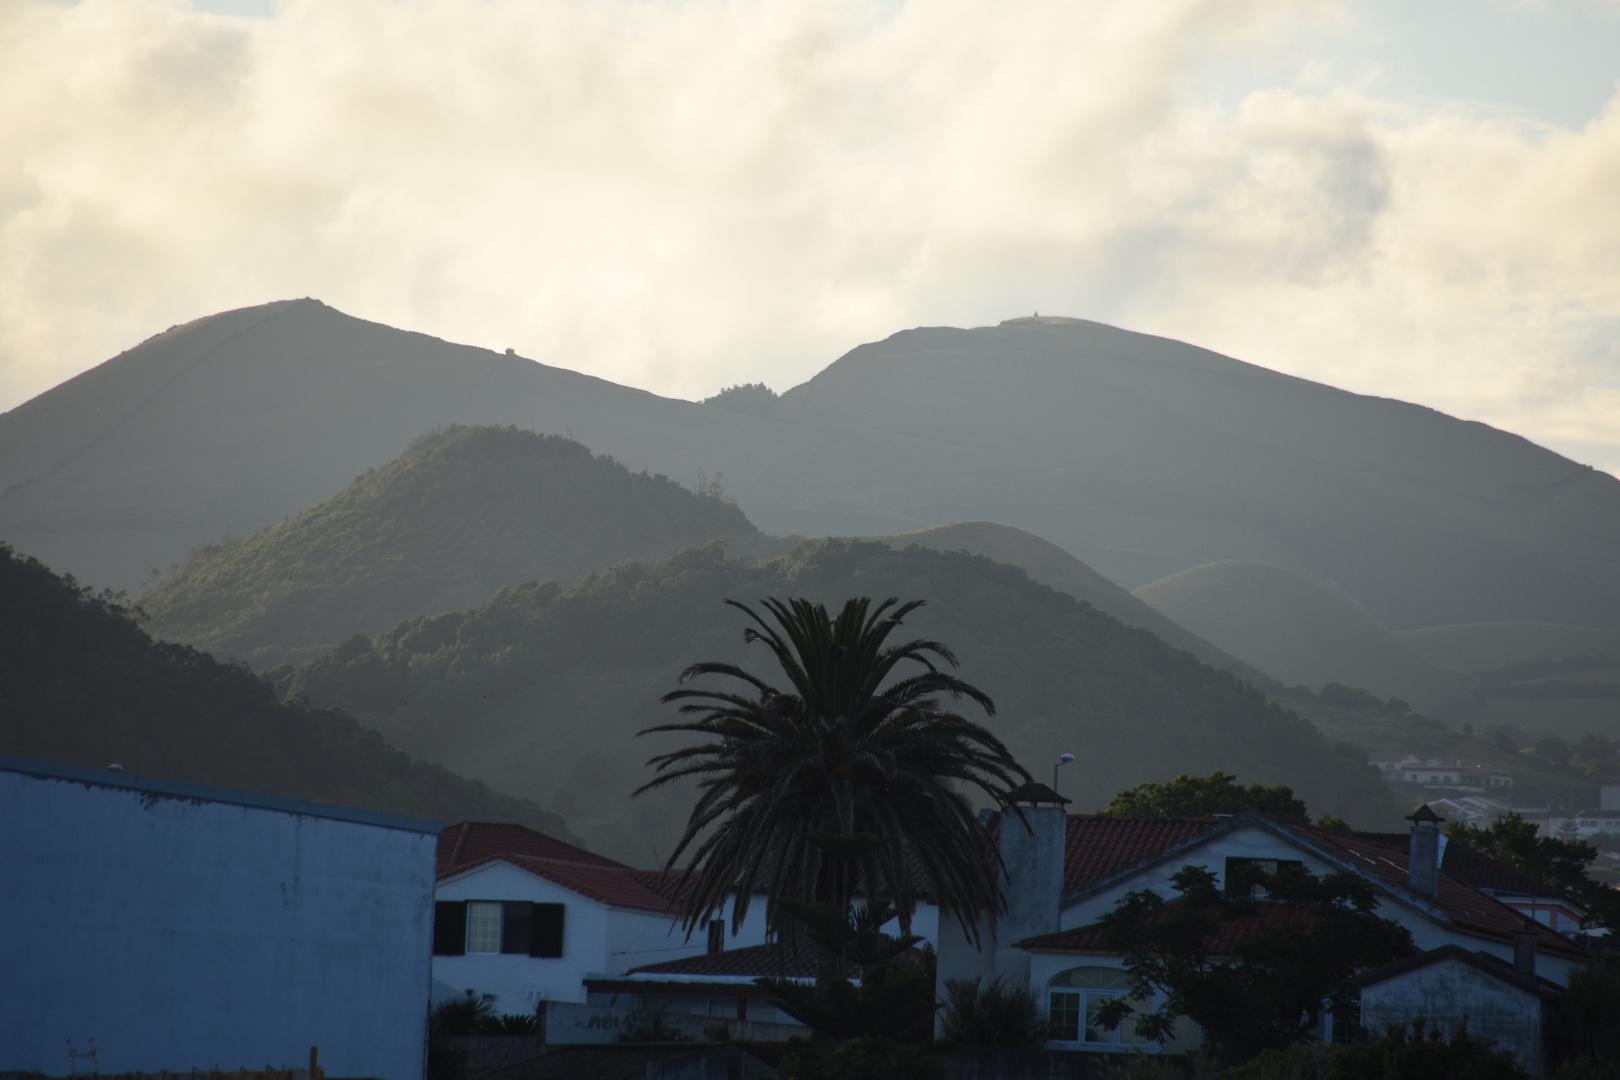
[1053,753,1075,794]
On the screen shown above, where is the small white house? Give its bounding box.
[0,755,439,1080]
[431,823,777,1012]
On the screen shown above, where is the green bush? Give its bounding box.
[777,1037,945,1080]
[939,976,1047,1047]
[1324,1019,1528,1080]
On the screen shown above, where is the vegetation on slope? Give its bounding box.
[281,539,1401,864]
[1135,561,1461,715]
[0,544,575,838]
[141,425,769,668]
[863,522,1277,689]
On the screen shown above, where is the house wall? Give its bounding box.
[0,761,437,1080]
[434,866,778,1009]
[1359,959,1544,1075]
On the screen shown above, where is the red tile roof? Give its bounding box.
[1061,816,1219,893]
[1017,901,1325,957]
[1354,832,1559,899]
[1281,823,1585,958]
[437,823,674,915]
[437,822,626,877]
[986,813,1218,896]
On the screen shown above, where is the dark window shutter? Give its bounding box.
[530,903,565,958]
[707,919,724,955]
[501,901,533,955]
[433,901,467,956]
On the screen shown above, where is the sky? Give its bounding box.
[2,0,1619,472]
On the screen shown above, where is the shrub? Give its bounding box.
[777,1037,945,1080]
[939,975,1047,1047]
[1324,1018,1528,1080]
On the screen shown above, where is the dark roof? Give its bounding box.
[437,823,675,914]
[0,754,441,835]
[1006,782,1072,805]
[1349,944,1563,1001]
[1016,901,1324,957]
[627,939,858,981]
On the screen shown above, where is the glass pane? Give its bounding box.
[1048,991,1080,1042]
[1085,993,1122,1044]
[466,901,502,954]
[1050,966,1132,990]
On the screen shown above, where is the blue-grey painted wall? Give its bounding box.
[1359,957,1546,1076]
[0,758,438,1080]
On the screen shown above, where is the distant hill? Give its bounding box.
[1134,561,1462,715]
[862,522,1278,689]
[0,544,577,840]
[280,539,1401,864]
[139,425,770,667]
[1393,622,1620,674]
[5,302,1618,634]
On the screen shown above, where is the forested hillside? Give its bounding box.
[141,425,770,667]
[0,544,576,839]
[281,539,1401,864]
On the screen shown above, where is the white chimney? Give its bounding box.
[994,783,1069,982]
[1407,804,1441,897]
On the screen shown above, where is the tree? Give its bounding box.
[637,596,1031,976]
[1445,815,1620,931]
[1096,864,1413,1061]
[1102,771,1311,824]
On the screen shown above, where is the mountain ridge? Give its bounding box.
[5,299,1617,636]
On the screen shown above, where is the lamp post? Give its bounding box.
[1053,753,1075,795]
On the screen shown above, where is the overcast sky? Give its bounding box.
[3,0,1618,472]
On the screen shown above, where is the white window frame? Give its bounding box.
[466,901,503,954]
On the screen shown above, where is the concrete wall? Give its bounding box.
[1360,958,1545,1075]
[0,758,438,1080]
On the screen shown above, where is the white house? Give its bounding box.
[936,785,1589,1061]
[0,755,439,1080]
[431,822,944,1022]
[431,822,778,1013]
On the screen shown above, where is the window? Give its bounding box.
[431,900,565,958]
[1047,967,1149,1045]
[707,919,725,955]
[1224,857,1302,898]
[466,902,503,953]
[1049,990,1081,1042]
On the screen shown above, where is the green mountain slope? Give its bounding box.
[1134,561,1462,714]
[0,543,576,840]
[862,521,1278,689]
[5,302,1619,638]
[281,540,1401,864]
[139,425,769,667]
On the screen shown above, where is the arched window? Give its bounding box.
[1046,967,1150,1045]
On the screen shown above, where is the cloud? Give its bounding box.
[1,0,1618,473]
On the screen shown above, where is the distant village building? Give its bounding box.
[1369,753,1514,793]
[0,755,438,1080]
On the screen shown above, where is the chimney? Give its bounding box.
[995,782,1070,982]
[1406,804,1442,897]
[1514,928,1537,978]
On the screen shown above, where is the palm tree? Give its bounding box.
[636,596,1030,975]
